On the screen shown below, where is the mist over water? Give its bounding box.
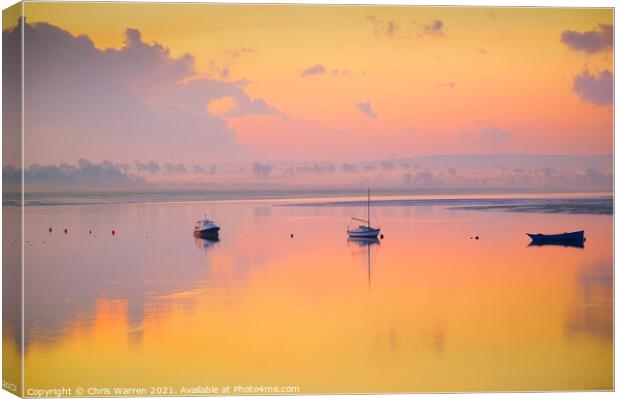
[4,153,613,194]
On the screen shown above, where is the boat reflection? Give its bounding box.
[193,236,220,251]
[347,237,380,288]
[528,240,584,249]
[348,237,381,247]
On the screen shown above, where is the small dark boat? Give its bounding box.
[527,230,584,244]
[193,217,220,240]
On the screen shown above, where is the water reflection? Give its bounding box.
[347,237,380,288]
[2,207,22,390]
[17,199,613,392]
[565,261,613,339]
[528,240,585,249]
[193,236,220,251]
[347,237,381,246]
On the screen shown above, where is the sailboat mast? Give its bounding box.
[367,188,370,227]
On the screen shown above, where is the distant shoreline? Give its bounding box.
[279,196,613,216]
[2,191,613,215]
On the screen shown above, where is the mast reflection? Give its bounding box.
[348,237,380,288]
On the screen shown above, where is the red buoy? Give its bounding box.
[48,227,52,233]
[64,228,68,234]
[112,229,116,236]
[89,230,92,234]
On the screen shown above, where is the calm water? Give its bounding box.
[3,194,613,393]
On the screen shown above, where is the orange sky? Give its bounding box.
[4,3,614,163]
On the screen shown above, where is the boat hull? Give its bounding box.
[527,230,584,243]
[193,227,220,239]
[347,228,381,238]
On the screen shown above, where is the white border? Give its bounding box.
[0,1,616,399]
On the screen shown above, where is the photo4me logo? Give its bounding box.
[178,385,301,395]
[232,385,301,394]
[2,380,17,393]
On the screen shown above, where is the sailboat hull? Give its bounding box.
[347,228,381,238]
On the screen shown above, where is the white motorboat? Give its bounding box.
[193,217,220,239]
[347,189,381,239]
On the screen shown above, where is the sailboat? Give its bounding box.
[347,189,381,238]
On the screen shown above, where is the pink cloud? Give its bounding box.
[3,19,282,165]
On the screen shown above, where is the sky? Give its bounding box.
[1,3,614,191]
